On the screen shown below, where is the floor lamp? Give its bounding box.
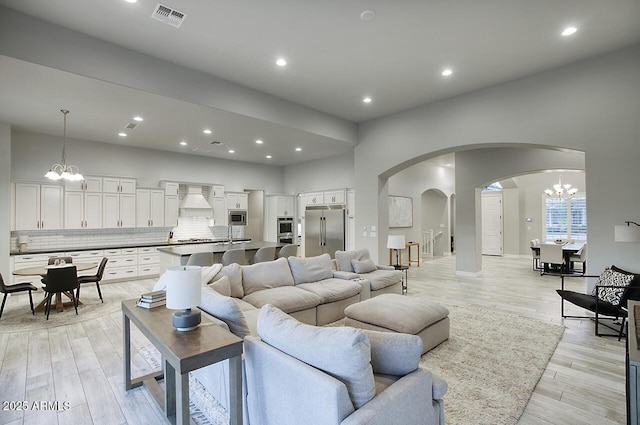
[387,235,406,267]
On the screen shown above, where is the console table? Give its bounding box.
[122,299,243,425]
[388,241,420,267]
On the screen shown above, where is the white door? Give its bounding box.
[481,192,503,256]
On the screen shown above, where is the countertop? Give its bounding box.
[157,241,285,257]
[10,239,252,256]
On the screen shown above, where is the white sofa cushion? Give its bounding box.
[287,254,333,285]
[296,278,362,303]
[199,286,250,338]
[351,258,377,274]
[362,330,422,376]
[213,263,244,298]
[257,304,375,409]
[243,286,321,314]
[335,249,371,273]
[241,257,295,296]
[208,275,231,296]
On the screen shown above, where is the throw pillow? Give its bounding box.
[257,304,375,409]
[199,286,250,338]
[287,254,333,285]
[213,263,244,298]
[201,263,222,286]
[591,267,634,305]
[241,257,295,295]
[208,275,231,297]
[335,250,358,272]
[361,329,421,376]
[351,258,377,274]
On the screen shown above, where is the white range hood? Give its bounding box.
[179,186,213,217]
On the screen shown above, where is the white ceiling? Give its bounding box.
[1,0,639,165]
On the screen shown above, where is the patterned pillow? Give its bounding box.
[591,268,634,305]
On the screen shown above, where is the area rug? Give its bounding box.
[141,305,563,425]
[420,305,565,425]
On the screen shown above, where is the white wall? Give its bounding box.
[12,132,285,192]
[356,45,640,276]
[283,152,355,195]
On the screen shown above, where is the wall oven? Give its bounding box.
[228,210,247,226]
[278,217,294,244]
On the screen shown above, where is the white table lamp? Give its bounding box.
[166,265,202,331]
[387,235,406,266]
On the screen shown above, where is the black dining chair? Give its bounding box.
[43,266,80,320]
[77,257,108,303]
[41,256,74,286]
[0,272,38,320]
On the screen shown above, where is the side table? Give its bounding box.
[122,299,243,425]
[394,264,409,294]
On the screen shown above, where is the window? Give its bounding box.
[544,194,587,241]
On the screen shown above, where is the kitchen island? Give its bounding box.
[157,241,286,273]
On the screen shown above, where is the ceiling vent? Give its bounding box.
[125,123,138,130]
[210,140,224,146]
[152,3,187,28]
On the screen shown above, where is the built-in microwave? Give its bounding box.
[228,210,247,226]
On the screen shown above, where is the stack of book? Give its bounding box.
[136,290,166,309]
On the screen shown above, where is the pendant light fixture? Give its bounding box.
[45,109,84,181]
[544,176,578,198]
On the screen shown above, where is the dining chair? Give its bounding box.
[530,240,541,271]
[221,249,246,266]
[186,252,215,267]
[277,244,298,259]
[252,246,276,264]
[569,243,587,275]
[42,256,74,286]
[0,272,38,320]
[539,243,565,276]
[77,257,108,303]
[43,266,80,320]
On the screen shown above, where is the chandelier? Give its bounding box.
[544,176,578,198]
[45,109,84,181]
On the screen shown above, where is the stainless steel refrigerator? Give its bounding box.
[305,205,345,258]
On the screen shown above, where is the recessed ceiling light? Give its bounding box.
[266,155,272,159]
[255,139,264,145]
[118,132,127,137]
[203,129,212,134]
[441,69,453,77]
[228,149,235,154]
[562,26,577,36]
[124,0,138,3]
[180,141,187,146]
[295,147,302,152]
[360,10,376,21]
[363,97,372,104]
[276,58,287,67]
[133,116,143,122]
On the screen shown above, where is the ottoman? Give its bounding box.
[344,294,450,354]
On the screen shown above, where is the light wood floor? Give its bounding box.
[0,255,627,425]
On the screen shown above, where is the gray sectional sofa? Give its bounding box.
[334,248,403,296]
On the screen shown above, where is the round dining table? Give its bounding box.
[13,263,97,313]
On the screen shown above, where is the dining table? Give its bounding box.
[531,242,585,273]
[12,262,97,313]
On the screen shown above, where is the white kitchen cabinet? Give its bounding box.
[212,197,226,226]
[276,196,294,217]
[65,191,103,229]
[14,183,63,230]
[323,190,345,205]
[136,189,165,227]
[212,185,225,198]
[304,192,323,206]
[103,177,136,194]
[11,253,52,284]
[103,248,138,281]
[165,195,179,228]
[64,176,102,192]
[163,181,179,197]
[65,250,105,268]
[138,247,160,277]
[103,193,136,228]
[226,192,248,210]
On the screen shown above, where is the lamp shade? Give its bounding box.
[165,265,202,309]
[387,235,406,250]
[615,225,640,242]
